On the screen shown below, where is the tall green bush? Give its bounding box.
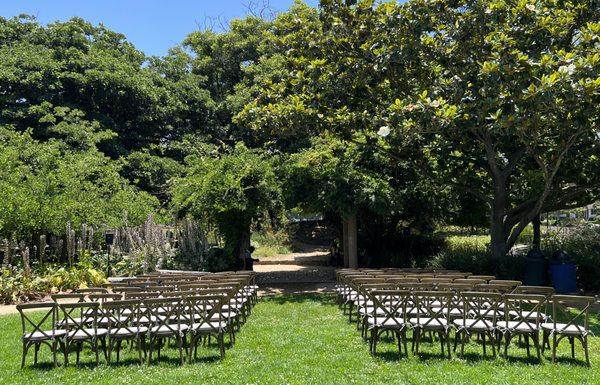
[172,144,282,268]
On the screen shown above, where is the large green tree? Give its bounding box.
[171,144,282,264]
[395,0,600,260]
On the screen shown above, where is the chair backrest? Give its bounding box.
[58,302,100,338]
[437,282,476,292]
[514,286,555,297]
[111,286,143,293]
[185,294,226,332]
[489,280,522,289]
[460,291,502,328]
[413,291,454,327]
[88,293,123,303]
[503,293,547,331]
[402,282,435,291]
[475,283,514,293]
[144,297,184,333]
[369,289,410,326]
[454,278,486,285]
[102,299,144,332]
[550,295,594,334]
[74,287,109,294]
[124,291,160,300]
[421,277,453,285]
[51,293,86,304]
[16,302,59,339]
[467,275,496,281]
[386,277,420,286]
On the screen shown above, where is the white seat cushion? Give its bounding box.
[150,325,188,335]
[24,330,67,341]
[191,321,227,332]
[109,327,148,336]
[541,322,587,335]
[68,328,108,339]
[453,319,495,331]
[496,320,538,333]
[409,317,449,329]
[367,317,405,328]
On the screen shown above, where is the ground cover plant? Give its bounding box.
[1,294,598,385]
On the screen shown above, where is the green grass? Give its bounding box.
[1,294,599,384]
[251,230,293,258]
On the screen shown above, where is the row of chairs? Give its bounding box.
[335,269,595,365]
[17,272,258,368]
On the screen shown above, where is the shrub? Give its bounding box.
[363,234,447,268]
[428,246,527,280]
[0,263,108,304]
[544,225,600,291]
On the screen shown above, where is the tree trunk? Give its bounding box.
[489,187,509,262]
[342,219,349,268]
[344,213,358,269]
[532,214,541,250]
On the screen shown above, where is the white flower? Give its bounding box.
[558,63,576,75]
[377,126,390,137]
[431,100,441,108]
[485,8,492,14]
[525,4,536,12]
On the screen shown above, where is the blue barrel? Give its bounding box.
[549,262,577,294]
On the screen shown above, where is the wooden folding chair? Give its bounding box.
[497,294,545,360]
[541,295,595,366]
[144,297,188,365]
[453,291,502,357]
[103,299,147,364]
[58,302,108,365]
[186,294,228,360]
[410,291,453,358]
[16,302,65,368]
[367,289,410,357]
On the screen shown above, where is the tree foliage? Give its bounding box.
[171,144,282,263]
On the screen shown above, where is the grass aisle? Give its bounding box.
[0,294,598,385]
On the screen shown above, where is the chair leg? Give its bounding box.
[552,333,557,363]
[147,337,153,365]
[525,334,530,357]
[489,331,496,358]
[52,340,58,367]
[414,328,421,354]
[569,336,575,359]
[583,335,590,367]
[76,341,81,365]
[482,333,487,357]
[218,333,225,359]
[21,341,28,369]
[34,343,40,365]
[137,337,143,365]
[533,333,541,362]
[94,339,100,366]
[541,330,548,354]
[504,333,511,358]
[178,335,184,365]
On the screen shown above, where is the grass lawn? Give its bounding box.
[0,294,598,385]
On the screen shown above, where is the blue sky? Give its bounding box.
[1,0,319,56]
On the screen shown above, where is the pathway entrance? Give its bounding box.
[254,242,336,293]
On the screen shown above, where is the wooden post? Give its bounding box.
[342,219,349,267]
[347,213,358,268]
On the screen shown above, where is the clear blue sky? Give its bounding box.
[1,0,319,56]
